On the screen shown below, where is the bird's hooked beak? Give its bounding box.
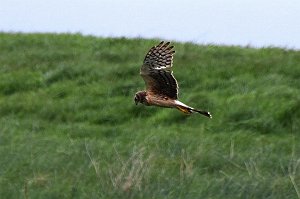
[134,96,139,105]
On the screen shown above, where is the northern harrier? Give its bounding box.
[134,41,212,118]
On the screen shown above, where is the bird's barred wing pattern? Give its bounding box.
[140,41,178,99]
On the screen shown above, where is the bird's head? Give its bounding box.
[134,91,147,105]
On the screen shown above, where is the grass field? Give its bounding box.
[0,32,300,198]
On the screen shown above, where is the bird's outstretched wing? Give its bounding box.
[140,41,178,99]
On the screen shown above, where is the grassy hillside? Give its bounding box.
[0,33,299,199]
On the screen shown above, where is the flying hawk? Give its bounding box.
[134,41,212,118]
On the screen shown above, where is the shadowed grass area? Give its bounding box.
[0,33,300,198]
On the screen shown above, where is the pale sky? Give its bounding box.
[1,0,300,49]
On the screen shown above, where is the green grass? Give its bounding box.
[0,32,300,199]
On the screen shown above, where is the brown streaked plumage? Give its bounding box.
[134,41,212,118]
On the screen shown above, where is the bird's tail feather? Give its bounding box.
[176,105,193,115]
[191,108,212,118]
[176,105,212,118]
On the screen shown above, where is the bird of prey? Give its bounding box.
[134,41,212,118]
